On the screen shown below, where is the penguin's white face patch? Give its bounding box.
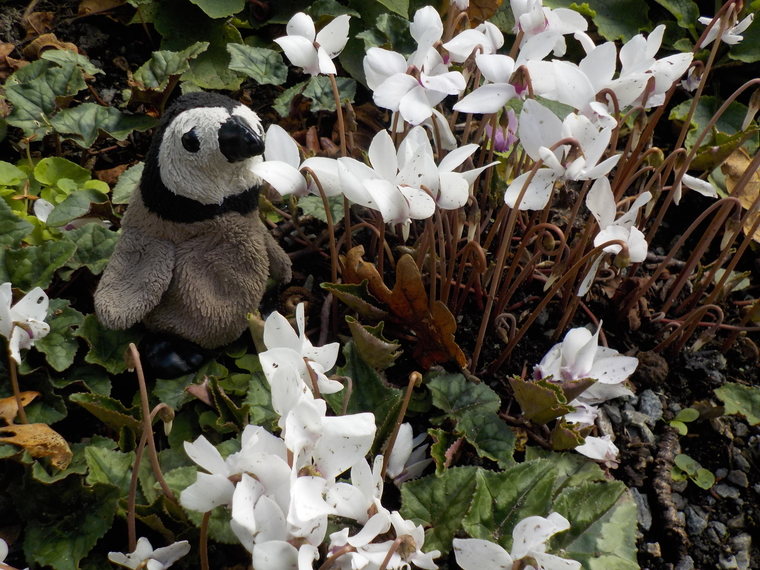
[158,105,265,205]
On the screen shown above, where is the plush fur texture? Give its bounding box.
[94,93,292,348]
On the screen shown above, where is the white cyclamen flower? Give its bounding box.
[386,422,433,483]
[274,12,350,76]
[33,198,54,223]
[699,12,754,47]
[260,302,343,395]
[586,176,651,263]
[443,22,504,63]
[0,282,50,364]
[454,512,580,569]
[534,322,638,404]
[108,538,190,570]
[453,54,517,114]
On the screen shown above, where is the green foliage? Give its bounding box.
[227,44,289,85]
[189,0,245,18]
[51,104,157,148]
[668,407,699,435]
[544,0,651,41]
[428,372,516,469]
[132,42,210,90]
[715,382,760,425]
[672,453,716,489]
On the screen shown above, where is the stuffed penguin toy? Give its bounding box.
[95,92,292,376]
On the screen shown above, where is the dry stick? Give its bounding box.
[655,305,724,354]
[7,357,28,424]
[381,371,422,479]
[199,511,211,570]
[487,239,629,374]
[128,343,176,503]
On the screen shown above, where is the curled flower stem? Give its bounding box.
[378,537,404,570]
[129,343,176,503]
[382,371,422,479]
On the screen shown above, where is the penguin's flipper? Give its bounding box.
[94,228,175,330]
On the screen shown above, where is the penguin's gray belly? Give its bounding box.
[143,215,270,348]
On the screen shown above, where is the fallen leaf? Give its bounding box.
[22,33,78,60]
[721,148,760,242]
[0,423,73,469]
[23,12,55,37]
[95,163,130,186]
[78,0,126,16]
[0,391,40,424]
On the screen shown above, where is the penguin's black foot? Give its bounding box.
[140,333,213,379]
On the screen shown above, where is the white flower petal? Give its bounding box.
[264,124,300,167]
[252,541,299,570]
[301,156,342,196]
[682,173,717,199]
[511,512,571,559]
[180,472,235,512]
[420,69,466,95]
[588,354,639,384]
[313,413,376,479]
[475,53,515,84]
[505,169,557,210]
[251,160,307,196]
[437,171,470,209]
[316,46,337,75]
[518,100,564,162]
[586,176,616,228]
[316,14,350,57]
[373,73,418,113]
[399,85,437,125]
[274,35,319,75]
[454,83,517,114]
[399,186,436,219]
[575,435,619,462]
[363,48,407,91]
[286,12,316,41]
[33,198,54,223]
[367,130,398,182]
[183,436,229,476]
[453,538,513,569]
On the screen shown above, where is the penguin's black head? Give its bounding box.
[142,93,266,217]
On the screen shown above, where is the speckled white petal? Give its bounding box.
[316,14,350,57]
[313,413,376,479]
[252,541,299,570]
[437,171,470,209]
[286,12,315,40]
[453,538,513,569]
[184,436,229,476]
[251,160,307,196]
[511,512,571,560]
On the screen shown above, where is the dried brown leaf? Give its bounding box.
[467,0,504,25]
[0,392,40,425]
[721,148,760,242]
[23,12,55,37]
[0,423,72,470]
[22,33,78,60]
[343,246,393,302]
[78,0,126,16]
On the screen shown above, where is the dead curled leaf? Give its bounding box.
[342,246,467,369]
[0,391,40,424]
[0,423,73,470]
[21,33,79,60]
[721,148,760,242]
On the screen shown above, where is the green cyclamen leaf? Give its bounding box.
[132,42,209,90]
[51,103,157,147]
[5,60,87,137]
[85,446,135,496]
[41,49,104,76]
[75,314,142,374]
[34,298,84,372]
[346,316,401,370]
[189,0,245,18]
[69,392,142,433]
[399,466,479,556]
[34,156,91,187]
[112,162,144,205]
[462,460,558,549]
[46,189,109,227]
[227,44,288,85]
[0,160,28,186]
[428,372,515,468]
[62,222,120,277]
[715,382,760,425]
[302,76,356,112]
[3,240,77,290]
[0,197,33,247]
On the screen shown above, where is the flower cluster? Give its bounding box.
[179,303,440,569]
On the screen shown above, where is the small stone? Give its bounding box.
[727,514,745,530]
[622,410,656,443]
[716,468,729,479]
[645,542,661,557]
[671,492,686,510]
[685,504,709,535]
[732,452,750,472]
[719,554,739,569]
[638,389,663,425]
[675,555,695,570]
[714,483,741,500]
[728,470,748,488]
[710,521,729,540]
[602,404,622,427]
[630,488,652,531]
[672,478,688,493]
[734,422,749,437]
[732,533,752,570]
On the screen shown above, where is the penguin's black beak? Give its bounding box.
[218,115,265,162]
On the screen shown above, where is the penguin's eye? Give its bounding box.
[181,128,200,153]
